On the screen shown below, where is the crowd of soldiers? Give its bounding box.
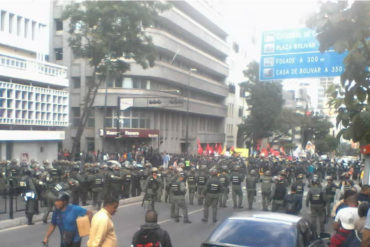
[0,155,364,237]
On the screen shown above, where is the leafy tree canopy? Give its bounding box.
[307,1,370,145]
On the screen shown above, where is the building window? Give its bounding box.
[8,13,14,34]
[71,107,80,127]
[16,16,21,36]
[86,138,95,152]
[228,104,234,117]
[55,18,63,31]
[31,21,36,40]
[122,77,133,88]
[239,107,243,117]
[71,77,81,88]
[55,48,63,60]
[0,11,5,32]
[87,109,95,128]
[24,18,29,38]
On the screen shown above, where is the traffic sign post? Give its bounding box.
[260,28,346,81]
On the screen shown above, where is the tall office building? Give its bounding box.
[0,4,69,161]
[50,0,230,154]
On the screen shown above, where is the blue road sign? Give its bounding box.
[260,28,346,81]
[260,51,348,80]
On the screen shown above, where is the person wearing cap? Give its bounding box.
[43,193,92,247]
[330,193,359,247]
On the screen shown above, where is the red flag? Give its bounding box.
[197,140,203,155]
[218,143,223,154]
[214,143,218,153]
[206,144,211,155]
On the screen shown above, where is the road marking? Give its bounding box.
[158,208,203,225]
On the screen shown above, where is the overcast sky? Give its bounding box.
[218,0,320,60]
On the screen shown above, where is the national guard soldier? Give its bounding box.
[218,166,230,208]
[186,167,197,205]
[106,164,123,200]
[340,172,354,197]
[42,166,69,223]
[271,175,287,212]
[292,173,305,214]
[7,159,20,198]
[306,174,326,236]
[20,169,37,225]
[196,165,208,205]
[164,166,175,203]
[143,167,161,211]
[202,168,221,223]
[246,169,258,210]
[122,164,132,199]
[90,166,105,210]
[230,166,244,208]
[171,173,191,224]
[156,166,164,202]
[284,184,301,215]
[324,176,338,222]
[0,161,8,198]
[79,163,91,205]
[131,165,142,197]
[69,164,81,205]
[261,170,273,211]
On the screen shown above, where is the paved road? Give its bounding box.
[0,185,333,247]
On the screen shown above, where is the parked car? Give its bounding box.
[201,212,330,247]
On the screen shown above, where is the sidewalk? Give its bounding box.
[0,196,143,230]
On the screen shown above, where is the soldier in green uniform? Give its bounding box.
[143,167,161,211]
[20,169,37,225]
[292,173,305,214]
[261,170,273,211]
[0,161,8,198]
[186,167,197,205]
[156,166,164,202]
[42,166,69,223]
[324,176,338,222]
[90,165,105,210]
[245,169,258,210]
[121,164,132,199]
[202,168,221,223]
[218,166,230,208]
[69,164,81,205]
[171,173,191,223]
[306,174,326,236]
[271,175,287,212]
[230,166,244,208]
[196,165,208,205]
[106,164,123,200]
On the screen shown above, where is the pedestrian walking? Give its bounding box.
[43,192,92,247]
[87,196,119,247]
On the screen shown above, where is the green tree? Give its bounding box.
[307,1,370,145]
[300,114,337,154]
[239,61,284,148]
[62,1,168,159]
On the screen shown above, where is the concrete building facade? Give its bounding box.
[50,0,230,154]
[0,4,69,161]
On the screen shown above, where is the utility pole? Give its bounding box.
[102,56,111,154]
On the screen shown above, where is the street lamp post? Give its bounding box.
[185,68,197,154]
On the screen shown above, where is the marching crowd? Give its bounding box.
[0,152,369,246]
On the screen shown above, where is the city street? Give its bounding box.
[0,187,333,247]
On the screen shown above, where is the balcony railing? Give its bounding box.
[0,52,68,87]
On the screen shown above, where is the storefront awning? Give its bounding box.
[99,128,159,138]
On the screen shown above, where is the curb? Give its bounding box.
[0,196,143,230]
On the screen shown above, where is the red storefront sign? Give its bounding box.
[99,128,159,138]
